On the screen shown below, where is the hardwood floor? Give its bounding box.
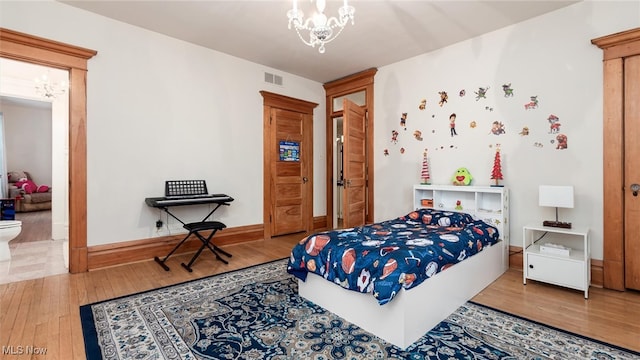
[1,233,639,359]
[474,270,640,352]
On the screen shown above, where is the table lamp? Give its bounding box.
[539,185,574,229]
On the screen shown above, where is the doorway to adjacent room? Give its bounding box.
[324,68,377,230]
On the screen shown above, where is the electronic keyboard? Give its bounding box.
[145,194,234,208]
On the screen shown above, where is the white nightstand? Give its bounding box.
[522,223,590,299]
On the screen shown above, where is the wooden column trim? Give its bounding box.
[592,27,640,290]
[0,28,97,273]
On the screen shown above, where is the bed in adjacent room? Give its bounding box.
[287,207,509,349]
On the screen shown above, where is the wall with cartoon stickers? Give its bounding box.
[373,1,639,260]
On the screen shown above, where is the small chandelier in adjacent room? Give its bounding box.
[34,72,68,99]
[287,0,355,54]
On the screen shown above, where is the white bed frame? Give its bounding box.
[298,239,508,349]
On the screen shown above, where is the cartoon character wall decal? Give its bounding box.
[418,99,427,110]
[452,167,473,186]
[490,121,505,135]
[470,121,477,128]
[438,91,448,107]
[413,130,423,141]
[474,86,489,101]
[459,89,466,97]
[391,130,399,143]
[524,95,539,110]
[556,134,568,149]
[519,127,530,136]
[400,113,407,130]
[547,114,561,133]
[384,149,389,156]
[449,113,458,137]
[502,83,514,97]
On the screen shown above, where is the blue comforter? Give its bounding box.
[287,208,500,305]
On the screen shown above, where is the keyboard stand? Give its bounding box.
[160,202,225,227]
[146,191,234,271]
[154,220,232,271]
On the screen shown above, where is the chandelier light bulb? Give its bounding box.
[313,13,327,27]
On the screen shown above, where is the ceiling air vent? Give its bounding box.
[264,72,283,86]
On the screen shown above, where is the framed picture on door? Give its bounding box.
[279,140,300,162]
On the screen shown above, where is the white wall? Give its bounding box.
[374,1,640,261]
[0,1,326,246]
[3,0,637,257]
[0,100,53,185]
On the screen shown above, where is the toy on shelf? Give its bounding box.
[452,167,473,186]
[421,150,431,184]
[491,146,504,187]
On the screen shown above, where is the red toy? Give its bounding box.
[14,177,49,194]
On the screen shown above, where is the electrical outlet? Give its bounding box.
[156,220,163,228]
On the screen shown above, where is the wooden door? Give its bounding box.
[342,99,367,228]
[267,105,314,237]
[593,28,640,290]
[624,54,640,290]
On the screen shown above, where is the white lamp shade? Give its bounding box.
[539,185,574,208]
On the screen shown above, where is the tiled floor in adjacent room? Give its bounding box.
[0,239,68,284]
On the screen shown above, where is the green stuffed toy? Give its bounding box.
[452,167,473,186]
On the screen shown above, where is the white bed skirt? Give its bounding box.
[298,241,507,349]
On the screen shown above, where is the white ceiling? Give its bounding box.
[0,58,65,108]
[61,1,578,83]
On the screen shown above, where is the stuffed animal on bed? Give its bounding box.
[452,167,473,186]
[14,177,49,194]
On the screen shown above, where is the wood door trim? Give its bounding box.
[0,28,97,273]
[592,28,640,60]
[324,68,377,229]
[592,27,640,290]
[260,91,317,240]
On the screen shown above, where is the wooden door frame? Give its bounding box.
[260,91,317,240]
[592,27,640,290]
[0,28,96,273]
[324,68,377,229]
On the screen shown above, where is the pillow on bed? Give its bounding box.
[405,208,475,227]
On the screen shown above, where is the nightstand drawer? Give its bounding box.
[526,253,584,290]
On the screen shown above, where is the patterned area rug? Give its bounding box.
[81,259,639,359]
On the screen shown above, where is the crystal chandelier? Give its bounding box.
[34,72,68,99]
[287,0,355,54]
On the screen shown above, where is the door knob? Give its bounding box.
[631,183,640,197]
[302,177,308,184]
